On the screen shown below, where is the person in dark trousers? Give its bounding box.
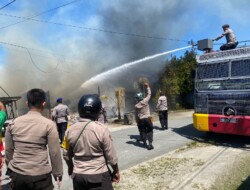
[63,94,120,190]
[213,24,238,51]
[52,97,69,144]
[5,88,63,190]
[134,83,154,150]
[134,92,144,142]
[156,91,168,130]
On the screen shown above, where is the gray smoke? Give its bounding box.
[0,0,249,110]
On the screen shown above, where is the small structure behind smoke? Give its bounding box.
[100,87,127,124]
[115,87,125,120]
[0,96,21,120]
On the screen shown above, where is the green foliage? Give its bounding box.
[156,50,197,109]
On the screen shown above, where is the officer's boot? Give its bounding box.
[164,119,168,130]
[136,132,143,142]
[160,119,164,130]
[147,132,154,150]
[141,132,148,148]
[148,142,154,150]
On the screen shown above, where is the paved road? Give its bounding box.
[2,110,205,190]
[110,111,199,171]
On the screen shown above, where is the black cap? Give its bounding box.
[222,24,229,28]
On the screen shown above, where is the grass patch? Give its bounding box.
[131,157,190,177]
[210,154,250,190]
[114,156,205,190]
[113,157,191,189]
[175,141,211,153]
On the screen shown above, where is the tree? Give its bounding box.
[155,50,197,109]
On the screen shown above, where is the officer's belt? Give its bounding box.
[74,155,102,161]
[57,116,67,118]
[139,117,150,120]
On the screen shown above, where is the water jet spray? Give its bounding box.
[81,45,193,89]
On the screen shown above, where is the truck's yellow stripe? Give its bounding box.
[193,113,209,132]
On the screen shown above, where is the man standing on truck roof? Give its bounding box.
[213,24,238,51]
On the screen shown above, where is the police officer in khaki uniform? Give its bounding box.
[63,94,120,190]
[213,24,238,51]
[5,88,63,190]
[156,90,168,130]
[135,83,154,150]
[52,97,69,143]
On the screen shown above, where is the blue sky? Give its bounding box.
[0,0,249,99]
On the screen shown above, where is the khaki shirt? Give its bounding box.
[135,87,151,120]
[52,103,69,123]
[156,95,168,111]
[216,28,237,44]
[64,118,118,175]
[5,111,63,178]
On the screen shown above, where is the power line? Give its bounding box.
[0,41,60,73]
[0,40,86,65]
[0,0,16,10]
[0,41,88,75]
[0,0,82,30]
[0,12,189,43]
